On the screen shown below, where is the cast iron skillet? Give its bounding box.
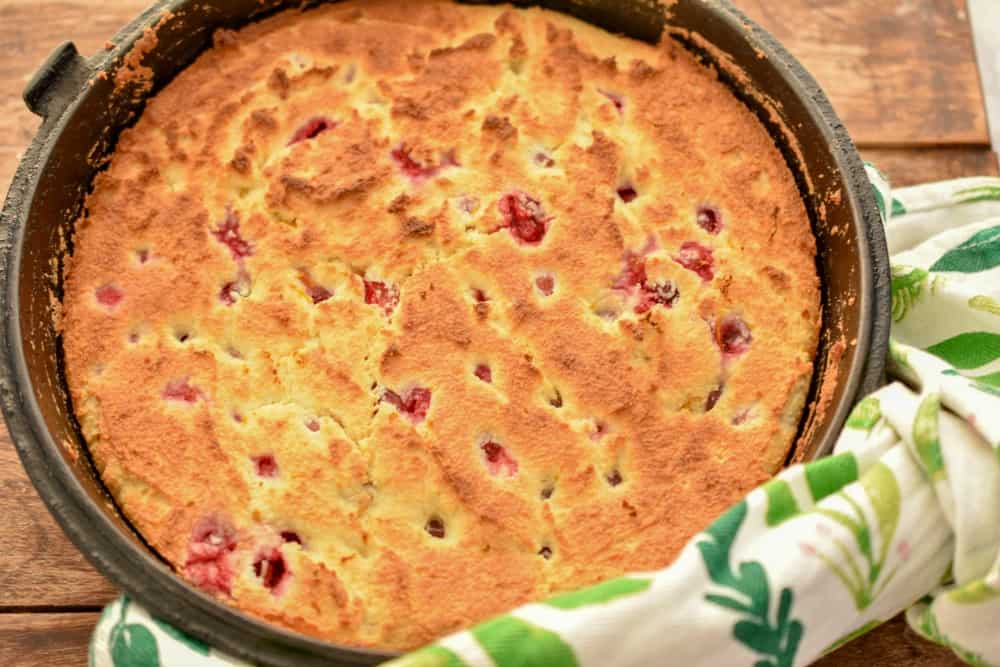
[0,0,890,665]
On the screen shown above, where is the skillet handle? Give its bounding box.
[23,42,92,119]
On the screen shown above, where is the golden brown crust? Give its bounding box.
[62,0,820,650]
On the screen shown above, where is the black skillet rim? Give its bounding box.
[0,1,890,665]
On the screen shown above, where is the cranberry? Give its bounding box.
[696,205,723,234]
[716,314,752,357]
[535,275,555,296]
[232,411,244,423]
[472,288,489,303]
[674,241,715,282]
[636,281,680,314]
[280,531,302,545]
[617,184,638,203]
[534,151,555,168]
[425,517,446,539]
[598,89,625,115]
[96,285,124,307]
[481,439,518,477]
[606,469,623,486]
[391,144,455,182]
[591,420,608,440]
[364,280,400,315]
[307,285,333,304]
[220,282,239,306]
[305,419,320,432]
[732,408,752,425]
[541,485,555,500]
[136,249,150,264]
[382,386,432,423]
[549,391,563,408]
[253,455,279,478]
[613,251,648,290]
[163,379,200,403]
[457,195,480,213]
[705,385,723,412]
[212,209,253,260]
[288,116,338,145]
[219,271,250,307]
[474,364,493,383]
[253,548,289,591]
[185,516,237,595]
[539,546,553,559]
[497,191,551,245]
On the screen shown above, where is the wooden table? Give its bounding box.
[0,1,996,665]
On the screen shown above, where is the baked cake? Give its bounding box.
[62,0,820,650]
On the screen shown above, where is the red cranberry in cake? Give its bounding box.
[382,386,431,423]
[617,184,638,203]
[481,439,518,477]
[96,285,124,308]
[220,271,250,306]
[497,191,551,245]
[538,546,553,559]
[457,195,480,213]
[288,116,338,145]
[364,280,400,315]
[590,420,608,440]
[716,314,753,357]
[674,241,715,282]
[598,88,625,115]
[136,249,150,264]
[299,272,333,304]
[253,454,279,478]
[185,515,237,595]
[705,385,723,412]
[163,379,201,403]
[613,251,647,290]
[472,288,489,303]
[534,151,555,168]
[212,209,253,260]
[636,281,679,314]
[606,469,623,486]
[253,547,289,592]
[425,517,446,539]
[697,205,723,234]
[474,364,492,383]
[391,144,456,183]
[281,531,303,545]
[305,419,320,432]
[535,274,555,296]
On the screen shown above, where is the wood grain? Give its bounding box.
[818,617,961,666]
[862,146,1000,186]
[0,438,118,608]
[0,612,100,667]
[740,0,990,146]
[0,0,992,665]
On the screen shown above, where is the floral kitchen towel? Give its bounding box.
[90,172,1000,667]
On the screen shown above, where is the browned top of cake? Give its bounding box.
[62,0,820,650]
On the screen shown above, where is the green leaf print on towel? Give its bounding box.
[109,599,160,667]
[927,332,1000,369]
[943,369,1000,398]
[955,185,1000,205]
[929,223,1000,273]
[545,577,651,610]
[807,463,903,610]
[846,396,882,431]
[891,198,907,217]
[913,394,946,481]
[472,616,578,667]
[399,645,468,667]
[697,502,804,667]
[949,580,1000,605]
[969,295,1000,316]
[890,266,929,322]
